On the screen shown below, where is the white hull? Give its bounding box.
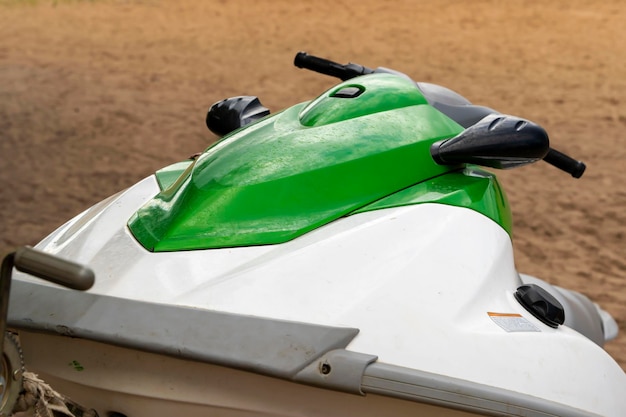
[9,175,626,416]
[21,332,479,417]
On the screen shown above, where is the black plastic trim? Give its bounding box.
[515,284,565,328]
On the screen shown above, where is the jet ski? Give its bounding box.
[2,52,624,417]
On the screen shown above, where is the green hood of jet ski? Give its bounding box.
[128,74,469,251]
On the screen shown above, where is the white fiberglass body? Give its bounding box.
[9,174,626,417]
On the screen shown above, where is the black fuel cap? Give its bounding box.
[514,284,565,328]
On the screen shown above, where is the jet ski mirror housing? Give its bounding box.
[430,114,550,170]
[206,95,270,137]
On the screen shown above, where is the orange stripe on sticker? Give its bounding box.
[487,312,523,317]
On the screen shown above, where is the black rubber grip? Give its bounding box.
[294,52,351,79]
[294,52,374,81]
[543,148,586,178]
[14,246,95,290]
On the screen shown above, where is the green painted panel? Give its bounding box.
[155,160,194,191]
[299,75,428,127]
[353,168,512,235]
[128,74,467,251]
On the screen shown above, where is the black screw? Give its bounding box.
[320,362,331,375]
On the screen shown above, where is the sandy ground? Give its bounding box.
[1,0,625,375]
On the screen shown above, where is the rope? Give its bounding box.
[10,371,95,417]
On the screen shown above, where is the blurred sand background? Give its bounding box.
[1,0,625,371]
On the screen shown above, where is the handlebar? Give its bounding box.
[543,148,586,178]
[294,51,586,179]
[294,52,374,81]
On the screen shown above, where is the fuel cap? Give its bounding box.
[514,284,565,328]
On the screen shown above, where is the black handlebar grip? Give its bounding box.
[294,51,333,70]
[294,52,351,80]
[294,52,374,81]
[543,148,586,178]
[14,246,95,291]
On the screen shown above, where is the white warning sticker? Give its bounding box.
[488,312,540,332]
